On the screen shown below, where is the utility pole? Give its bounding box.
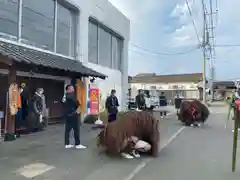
[208,0,216,101]
[202,0,207,104]
[202,0,218,103]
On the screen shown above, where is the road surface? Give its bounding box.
[0,104,239,180]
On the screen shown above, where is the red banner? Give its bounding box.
[89,88,99,114]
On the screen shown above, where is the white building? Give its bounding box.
[82,0,130,111]
[0,0,130,117]
[129,73,203,101]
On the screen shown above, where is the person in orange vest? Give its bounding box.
[15,86,22,138]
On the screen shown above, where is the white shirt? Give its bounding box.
[145,97,151,108]
[235,92,240,99]
[134,140,151,152]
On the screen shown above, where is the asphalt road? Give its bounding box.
[1,104,239,180]
[130,107,240,180]
[0,112,183,180]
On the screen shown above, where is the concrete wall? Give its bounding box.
[67,0,130,112]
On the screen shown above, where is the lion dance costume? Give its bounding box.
[97,110,160,158]
[177,99,209,126]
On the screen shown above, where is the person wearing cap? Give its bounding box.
[20,82,29,122]
[105,89,119,122]
[63,85,86,149]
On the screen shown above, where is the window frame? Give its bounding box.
[88,18,124,71]
[0,0,79,58]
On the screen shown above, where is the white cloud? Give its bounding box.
[108,0,162,24]
[169,0,203,48]
[109,0,240,79]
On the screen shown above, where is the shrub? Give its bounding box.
[83,114,97,124]
[84,110,126,124]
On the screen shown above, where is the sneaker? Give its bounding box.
[75,144,87,149]
[65,145,74,149]
[131,150,141,158]
[121,153,134,159]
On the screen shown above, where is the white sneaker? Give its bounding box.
[65,145,74,149]
[75,144,87,149]
[131,150,141,158]
[121,153,134,159]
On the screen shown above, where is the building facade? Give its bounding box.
[0,0,129,113]
[129,73,203,103]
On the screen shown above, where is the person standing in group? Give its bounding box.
[64,85,86,149]
[144,90,153,112]
[15,85,22,138]
[135,89,145,110]
[39,88,48,129]
[26,88,44,132]
[232,88,240,132]
[20,82,29,123]
[159,92,168,119]
[105,89,119,123]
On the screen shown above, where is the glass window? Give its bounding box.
[88,20,123,70]
[22,0,54,51]
[88,22,98,64]
[115,37,123,71]
[0,0,18,39]
[111,36,119,69]
[56,3,72,56]
[98,27,111,68]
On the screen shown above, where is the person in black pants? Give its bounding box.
[64,85,86,149]
[135,90,145,110]
[105,89,119,123]
[159,92,167,119]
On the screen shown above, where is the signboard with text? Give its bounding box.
[89,88,99,114]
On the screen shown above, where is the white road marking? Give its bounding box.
[123,126,186,180]
[16,163,55,178]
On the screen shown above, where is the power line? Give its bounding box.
[129,43,199,56]
[215,44,240,47]
[185,0,202,46]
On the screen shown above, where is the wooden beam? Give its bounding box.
[4,65,17,141]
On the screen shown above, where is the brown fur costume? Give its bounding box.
[97,110,160,157]
[177,99,209,126]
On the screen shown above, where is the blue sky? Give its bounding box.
[109,0,240,80]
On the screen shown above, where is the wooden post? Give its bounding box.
[232,101,239,172]
[4,66,17,141]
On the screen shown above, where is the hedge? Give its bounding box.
[84,111,125,124]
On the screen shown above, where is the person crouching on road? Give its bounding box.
[64,85,86,149]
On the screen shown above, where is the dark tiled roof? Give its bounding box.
[129,73,203,83]
[0,41,106,79]
[212,81,236,89]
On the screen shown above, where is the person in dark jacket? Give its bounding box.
[26,88,44,132]
[135,90,145,110]
[64,85,86,149]
[159,92,167,119]
[105,89,119,123]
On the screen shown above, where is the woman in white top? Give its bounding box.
[121,136,152,159]
[144,90,153,111]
